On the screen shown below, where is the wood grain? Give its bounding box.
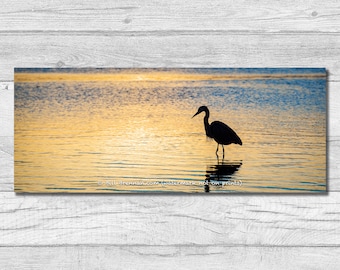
[0,192,340,246]
[0,0,339,268]
[1,34,340,81]
[0,247,340,270]
[1,0,340,32]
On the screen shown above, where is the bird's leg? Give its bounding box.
[215,144,219,157]
[222,145,225,160]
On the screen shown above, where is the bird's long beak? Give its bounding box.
[192,111,200,118]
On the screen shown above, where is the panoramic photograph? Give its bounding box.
[14,68,327,193]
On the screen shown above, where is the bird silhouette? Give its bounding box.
[192,106,242,157]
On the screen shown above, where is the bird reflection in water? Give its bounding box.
[204,158,242,192]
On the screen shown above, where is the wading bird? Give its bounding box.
[192,106,242,156]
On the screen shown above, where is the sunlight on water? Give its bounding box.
[14,68,326,193]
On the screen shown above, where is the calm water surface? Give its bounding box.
[14,69,326,193]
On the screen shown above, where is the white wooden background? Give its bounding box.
[1,1,340,269]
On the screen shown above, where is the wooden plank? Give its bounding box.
[1,33,340,81]
[0,83,13,189]
[1,0,340,33]
[0,0,338,268]
[0,246,339,270]
[0,83,13,137]
[0,192,339,246]
[329,81,340,121]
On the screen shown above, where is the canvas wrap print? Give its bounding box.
[14,68,327,193]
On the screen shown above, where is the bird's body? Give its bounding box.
[210,121,242,145]
[192,106,242,156]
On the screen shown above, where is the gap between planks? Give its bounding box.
[1,30,340,36]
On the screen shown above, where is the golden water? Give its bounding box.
[14,69,326,193]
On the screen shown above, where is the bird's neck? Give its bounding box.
[203,111,212,138]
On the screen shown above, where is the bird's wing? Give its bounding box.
[211,121,242,145]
